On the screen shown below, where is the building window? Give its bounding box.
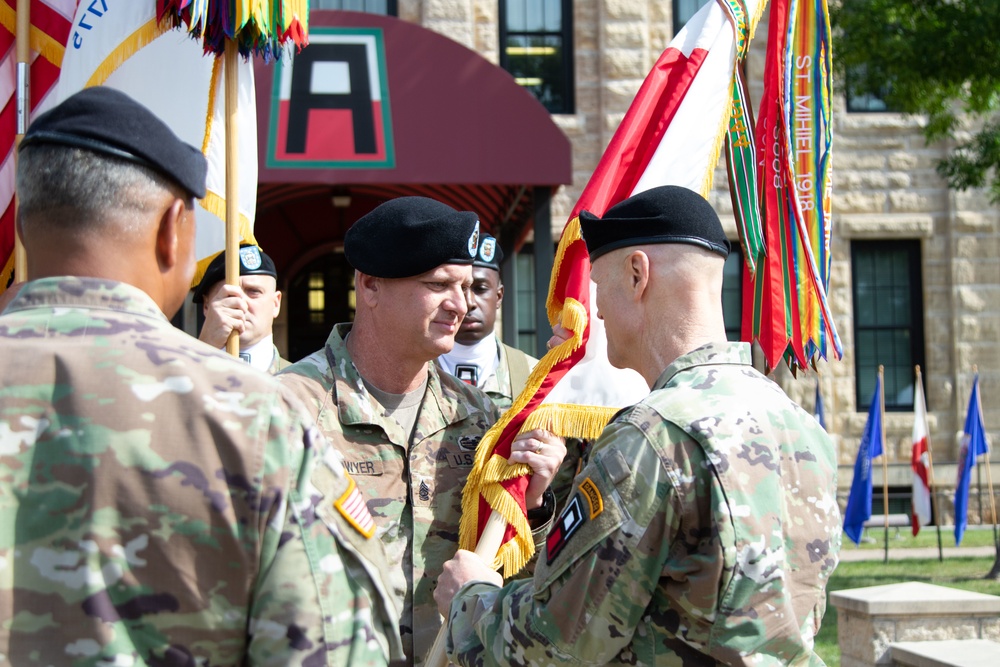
[673,0,711,34]
[852,240,925,412]
[845,64,897,113]
[288,250,356,362]
[515,246,537,353]
[499,0,574,114]
[313,0,397,14]
[722,248,743,342]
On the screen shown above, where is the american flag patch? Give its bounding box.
[335,474,376,538]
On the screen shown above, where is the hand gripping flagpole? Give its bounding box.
[159,1,309,357]
[426,512,507,667]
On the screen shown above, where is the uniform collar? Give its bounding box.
[324,323,476,440]
[3,276,168,322]
[652,342,752,391]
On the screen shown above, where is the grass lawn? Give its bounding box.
[816,539,1000,666]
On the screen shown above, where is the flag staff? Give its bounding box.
[13,0,29,283]
[973,363,1000,579]
[223,41,240,357]
[916,366,944,562]
[879,365,889,563]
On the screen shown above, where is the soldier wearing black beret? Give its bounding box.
[4,86,403,666]
[192,243,288,374]
[435,184,839,667]
[278,197,567,664]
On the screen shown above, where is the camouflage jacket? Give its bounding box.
[278,324,501,665]
[0,278,401,666]
[444,342,842,666]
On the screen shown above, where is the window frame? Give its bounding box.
[851,239,925,412]
[312,0,397,15]
[498,0,575,115]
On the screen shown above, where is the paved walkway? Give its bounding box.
[839,544,997,562]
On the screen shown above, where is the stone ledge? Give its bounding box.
[837,215,935,238]
[831,582,1000,616]
[891,639,1000,667]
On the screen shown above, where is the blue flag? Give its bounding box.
[814,382,826,429]
[843,375,884,545]
[954,374,989,545]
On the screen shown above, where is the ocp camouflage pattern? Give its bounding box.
[445,342,841,666]
[278,323,501,665]
[0,277,400,666]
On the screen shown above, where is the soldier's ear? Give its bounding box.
[355,271,381,307]
[626,250,650,300]
[155,198,188,271]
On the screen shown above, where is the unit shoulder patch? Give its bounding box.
[579,477,604,519]
[546,494,586,564]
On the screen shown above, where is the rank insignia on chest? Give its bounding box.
[546,494,586,564]
[335,474,377,538]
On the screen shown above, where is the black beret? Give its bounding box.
[191,244,277,303]
[345,197,481,278]
[473,234,503,271]
[579,185,730,261]
[20,86,207,199]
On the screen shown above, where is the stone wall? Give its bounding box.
[398,1,999,493]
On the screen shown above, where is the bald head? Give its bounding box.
[591,242,728,386]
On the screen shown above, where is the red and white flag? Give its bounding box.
[0,0,76,293]
[910,375,932,535]
[459,0,764,576]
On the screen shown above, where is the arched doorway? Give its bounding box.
[285,248,356,361]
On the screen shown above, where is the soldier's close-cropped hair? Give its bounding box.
[16,143,190,234]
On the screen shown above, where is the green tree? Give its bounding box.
[831,0,1000,200]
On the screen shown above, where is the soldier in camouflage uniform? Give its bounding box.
[436,234,537,412]
[278,198,566,665]
[435,186,842,666]
[0,87,401,666]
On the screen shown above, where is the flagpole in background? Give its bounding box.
[878,365,890,563]
[12,0,28,283]
[159,2,309,357]
[223,41,239,356]
[975,364,1000,579]
[914,366,943,562]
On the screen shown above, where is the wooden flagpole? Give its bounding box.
[426,511,508,667]
[223,40,239,357]
[916,366,944,562]
[13,0,29,283]
[879,365,890,564]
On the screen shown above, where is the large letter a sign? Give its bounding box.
[268,28,394,168]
